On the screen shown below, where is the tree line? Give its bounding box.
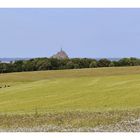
[0,57,140,73]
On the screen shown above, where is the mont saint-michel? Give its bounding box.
[52,48,69,59]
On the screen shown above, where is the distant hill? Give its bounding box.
[95,58,121,61]
[0,58,30,63]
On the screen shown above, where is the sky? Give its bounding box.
[0,8,140,58]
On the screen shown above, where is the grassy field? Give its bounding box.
[0,66,140,131]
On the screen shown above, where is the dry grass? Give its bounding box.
[0,109,140,132]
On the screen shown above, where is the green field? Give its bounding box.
[1,66,140,131]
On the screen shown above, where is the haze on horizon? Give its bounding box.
[0,8,140,58]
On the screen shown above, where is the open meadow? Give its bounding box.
[0,66,140,131]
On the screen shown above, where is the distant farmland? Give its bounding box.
[0,66,140,131]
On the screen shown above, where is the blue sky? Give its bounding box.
[0,8,140,58]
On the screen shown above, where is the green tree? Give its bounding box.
[97,59,111,67]
[89,60,97,68]
[66,61,75,69]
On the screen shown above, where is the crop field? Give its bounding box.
[0,66,140,131]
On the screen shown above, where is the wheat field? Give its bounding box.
[0,66,140,131]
